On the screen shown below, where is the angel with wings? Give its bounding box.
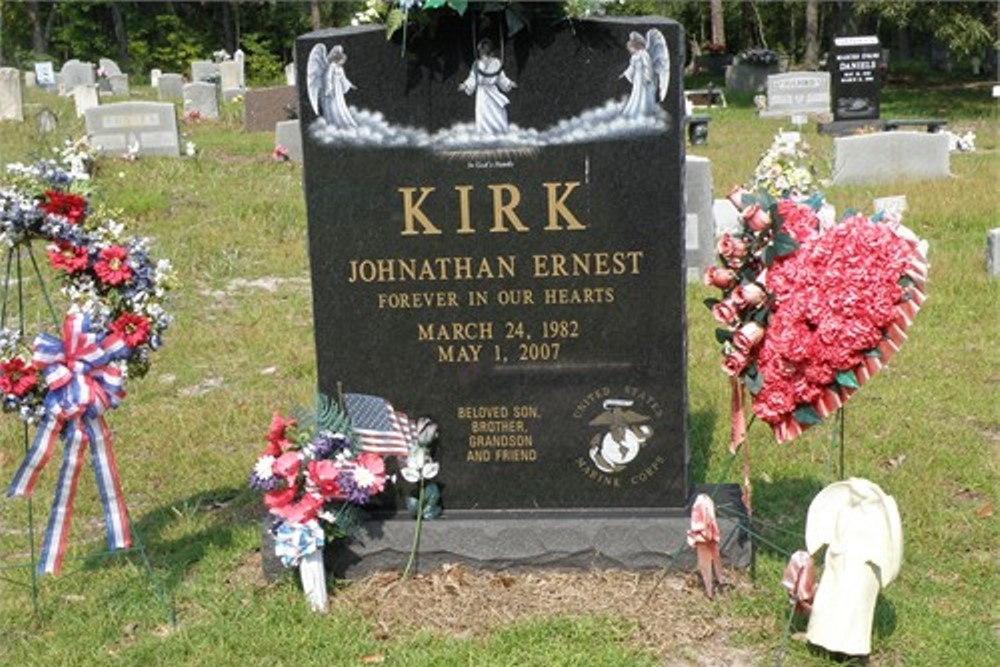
[620,29,670,118]
[306,44,357,130]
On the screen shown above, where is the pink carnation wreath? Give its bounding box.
[706,188,929,450]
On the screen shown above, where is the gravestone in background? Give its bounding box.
[108,74,130,96]
[219,61,243,101]
[759,72,830,118]
[85,101,180,157]
[820,36,883,135]
[98,57,123,76]
[244,85,298,132]
[832,132,949,185]
[988,229,1000,278]
[684,155,715,282]
[0,68,24,122]
[297,15,748,575]
[275,119,302,161]
[59,59,95,96]
[234,49,246,87]
[191,60,220,83]
[150,68,162,88]
[183,82,219,119]
[285,62,296,86]
[34,62,56,89]
[24,71,37,89]
[72,83,99,118]
[157,73,184,101]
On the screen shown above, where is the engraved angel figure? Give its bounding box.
[459,39,516,135]
[306,43,357,129]
[620,29,670,118]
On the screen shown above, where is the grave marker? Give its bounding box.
[85,101,180,157]
[0,68,24,122]
[219,61,243,101]
[832,132,949,185]
[190,60,219,84]
[151,69,162,88]
[24,71,37,89]
[72,84,100,118]
[183,82,219,119]
[59,59,96,96]
[296,16,748,574]
[157,73,184,101]
[685,156,715,282]
[108,74,130,96]
[831,36,881,122]
[275,119,302,161]
[759,72,830,118]
[34,62,56,89]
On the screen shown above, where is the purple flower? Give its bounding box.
[337,471,370,505]
[311,431,351,459]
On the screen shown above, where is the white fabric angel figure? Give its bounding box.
[620,29,670,118]
[459,39,516,135]
[306,43,357,129]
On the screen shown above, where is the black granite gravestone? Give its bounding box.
[830,36,881,122]
[296,11,749,574]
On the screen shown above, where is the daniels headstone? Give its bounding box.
[831,36,881,122]
[85,102,180,157]
[298,16,748,575]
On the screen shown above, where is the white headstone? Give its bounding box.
[150,69,162,88]
[72,83,100,118]
[60,59,96,96]
[234,48,246,87]
[183,82,219,119]
[85,102,180,157]
[285,63,296,86]
[0,68,24,121]
[684,156,716,282]
[98,58,123,77]
[988,229,1000,277]
[832,132,950,185]
[275,119,302,162]
[760,72,831,118]
[157,73,184,101]
[34,62,56,88]
[108,73,129,96]
[24,71,37,89]
[190,60,219,83]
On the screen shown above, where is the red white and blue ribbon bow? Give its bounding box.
[7,313,130,575]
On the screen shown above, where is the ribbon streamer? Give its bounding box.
[7,313,131,575]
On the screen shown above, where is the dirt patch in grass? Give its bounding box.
[334,565,766,666]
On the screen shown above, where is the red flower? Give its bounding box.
[47,241,89,273]
[94,246,132,285]
[110,312,150,347]
[0,358,37,397]
[40,190,87,224]
[265,413,297,456]
[307,459,344,500]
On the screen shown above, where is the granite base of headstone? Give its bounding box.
[274,119,302,161]
[108,73,129,96]
[0,68,24,121]
[244,85,298,132]
[988,229,1000,278]
[183,82,219,119]
[685,155,715,282]
[157,73,184,101]
[73,84,100,118]
[85,101,180,157]
[832,132,950,185]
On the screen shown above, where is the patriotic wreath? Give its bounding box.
[0,161,174,574]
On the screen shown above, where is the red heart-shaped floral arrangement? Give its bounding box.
[706,190,928,447]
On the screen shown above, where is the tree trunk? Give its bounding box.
[111,3,129,66]
[710,0,725,49]
[27,1,48,56]
[804,0,819,69]
[222,3,234,53]
[311,0,322,31]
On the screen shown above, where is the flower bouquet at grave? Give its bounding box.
[249,393,440,612]
[705,188,928,449]
[749,131,820,199]
[738,48,781,67]
[0,159,175,575]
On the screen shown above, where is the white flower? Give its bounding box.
[353,466,376,489]
[254,455,276,480]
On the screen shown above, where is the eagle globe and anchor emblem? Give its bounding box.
[588,398,654,473]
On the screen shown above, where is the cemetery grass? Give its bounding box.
[0,86,996,666]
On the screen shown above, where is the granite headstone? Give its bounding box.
[60,59,96,96]
[831,36,881,122]
[274,119,302,161]
[34,62,56,89]
[98,57,123,76]
[72,84,99,118]
[85,101,180,157]
[190,60,220,84]
[684,156,715,282]
[296,16,746,575]
[108,73,130,96]
[24,71,37,89]
[183,82,219,119]
[285,62,296,86]
[759,72,830,118]
[0,68,24,121]
[157,73,184,101]
[245,85,299,132]
[150,68,162,88]
[219,61,243,102]
[832,132,949,185]
[988,229,1000,278]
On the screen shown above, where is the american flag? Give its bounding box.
[343,393,415,456]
